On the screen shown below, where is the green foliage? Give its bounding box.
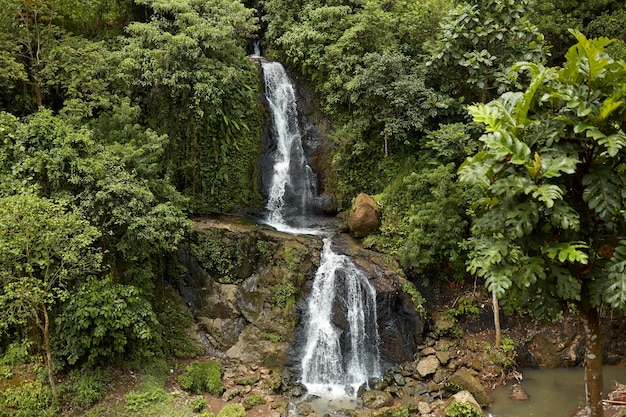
[117,0,262,214]
[402,281,426,316]
[376,161,474,279]
[532,0,626,64]
[0,380,56,417]
[217,404,247,417]
[190,396,208,413]
[460,32,626,321]
[243,393,266,410]
[445,401,482,417]
[273,280,298,309]
[55,277,160,365]
[500,336,516,355]
[190,230,248,284]
[67,367,112,409]
[0,340,33,365]
[262,332,285,343]
[124,388,169,412]
[430,0,548,103]
[436,295,481,338]
[154,283,204,359]
[1,107,191,288]
[372,405,409,417]
[177,361,223,396]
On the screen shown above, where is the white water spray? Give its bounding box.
[261,61,316,231]
[301,238,381,397]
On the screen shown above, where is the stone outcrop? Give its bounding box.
[416,356,440,378]
[348,193,380,238]
[180,215,425,373]
[362,390,393,409]
[447,368,490,407]
[445,391,486,416]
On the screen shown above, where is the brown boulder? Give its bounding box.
[348,193,380,238]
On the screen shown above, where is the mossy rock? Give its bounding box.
[217,404,246,417]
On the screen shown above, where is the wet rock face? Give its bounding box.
[335,234,426,364]
[524,318,584,367]
[181,216,425,375]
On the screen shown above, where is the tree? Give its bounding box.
[430,0,547,103]
[459,31,626,417]
[0,106,191,288]
[0,194,101,397]
[55,277,160,365]
[116,0,262,213]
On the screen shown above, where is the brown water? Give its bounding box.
[487,366,626,417]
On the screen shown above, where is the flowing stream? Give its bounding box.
[257,55,382,398]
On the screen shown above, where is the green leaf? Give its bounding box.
[549,201,580,231]
[526,183,563,208]
[552,265,581,301]
[582,166,621,220]
[505,201,539,238]
[490,175,535,197]
[597,132,626,157]
[605,242,626,310]
[458,151,493,187]
[485,269,513,298]
[562,29,615,84]
[482,131,531,165]
[541,241,588,264]
[538,155,579,179]
[599,96,624,122]
[515,256,546,288]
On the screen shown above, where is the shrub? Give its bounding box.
[445,401,482,417]
[190,396,207,413]
[243,393,266,410]
[178,361,223,396]
[124,388,168,412]
[55,277,160,365]
[217,403,246,417]
[0,339,33,365]
[0,380,55,417]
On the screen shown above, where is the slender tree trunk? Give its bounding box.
[493,291,501,348]
[42,306,58,399]
[579,305,603,417]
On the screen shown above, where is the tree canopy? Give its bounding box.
[459,30,626,416]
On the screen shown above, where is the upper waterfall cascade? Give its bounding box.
[256,54,382,398]
[261,60,316,232]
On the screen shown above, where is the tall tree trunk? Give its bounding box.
[579,305,603,417]
[42,306,58,399]
[493,291,501,348]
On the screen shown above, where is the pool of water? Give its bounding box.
[487,366,626,417]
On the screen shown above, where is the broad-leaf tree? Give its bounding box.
[460,31,626,417]
[430,0,547,103]
[0,194,101,397]
[117,0,262,213]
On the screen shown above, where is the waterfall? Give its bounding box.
[256,55,381,399]
[261,61,316,231]
[301,238,381,397]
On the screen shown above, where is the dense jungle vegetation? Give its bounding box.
[0,0,625,415]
